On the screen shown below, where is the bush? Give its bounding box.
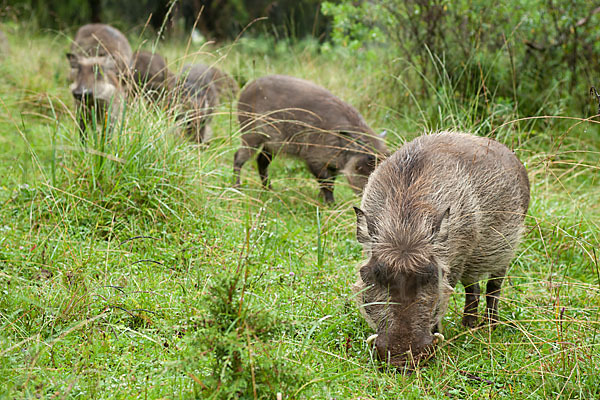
[322,0,600,128]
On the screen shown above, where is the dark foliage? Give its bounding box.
[1,0,334,40]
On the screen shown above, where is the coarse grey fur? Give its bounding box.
[233,74,389,203]
[131,50,176,102]
[175,63,219,143]
[353,131,530,367]
[67,24,132,137]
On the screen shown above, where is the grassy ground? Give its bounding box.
[1,24,599,399]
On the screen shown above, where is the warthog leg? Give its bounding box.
[462,282,480,328]
[308,162,337,203]
[256,149,273,189]
[484,274,505,327]
[233,146,258,187]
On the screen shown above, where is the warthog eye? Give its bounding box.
[360,262,392,286]
[419,263,438,280]
[412,263,439,287]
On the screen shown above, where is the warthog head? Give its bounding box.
[343,153,380,194]
[67,52,122,111]
[353,206,453,368]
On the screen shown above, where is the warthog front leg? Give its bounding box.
[233,146,258,187]
[308,163,337,203]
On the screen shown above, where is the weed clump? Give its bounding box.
[185,272,301,399]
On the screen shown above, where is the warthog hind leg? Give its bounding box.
[484,274,505,328]
[257,149,273,189]
[462,282,480,328]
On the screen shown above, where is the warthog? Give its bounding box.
[67,24,132,135]
[176,63,219,142]
[131,50,176,101]
[353,132,530,368]
[233,74,389,203]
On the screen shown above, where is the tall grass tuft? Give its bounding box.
[46,97,199,232]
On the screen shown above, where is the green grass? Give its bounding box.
[1,24,599,399]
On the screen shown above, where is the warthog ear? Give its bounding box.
[66,53,78,68]
[432,207,450,239]
[354,207,373,244]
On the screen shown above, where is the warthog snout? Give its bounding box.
[71,87,93,102]
[374,330,436,368]
[368,331,445,368]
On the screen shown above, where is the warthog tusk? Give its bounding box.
[366,334,378,345]
[432,332,445,344]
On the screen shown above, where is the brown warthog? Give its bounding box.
[233,75,388,203]
[353,132,529,368]
[176,64,220,142]
[131,50,176,101]
[67,24,132,136]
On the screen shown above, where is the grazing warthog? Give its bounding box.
[131,50,176,101]
[353,132,530,368]
[234,75,388,203]
[176,63,219,142]
[67,24,132,135]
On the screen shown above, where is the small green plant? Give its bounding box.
[185,270,301,399]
